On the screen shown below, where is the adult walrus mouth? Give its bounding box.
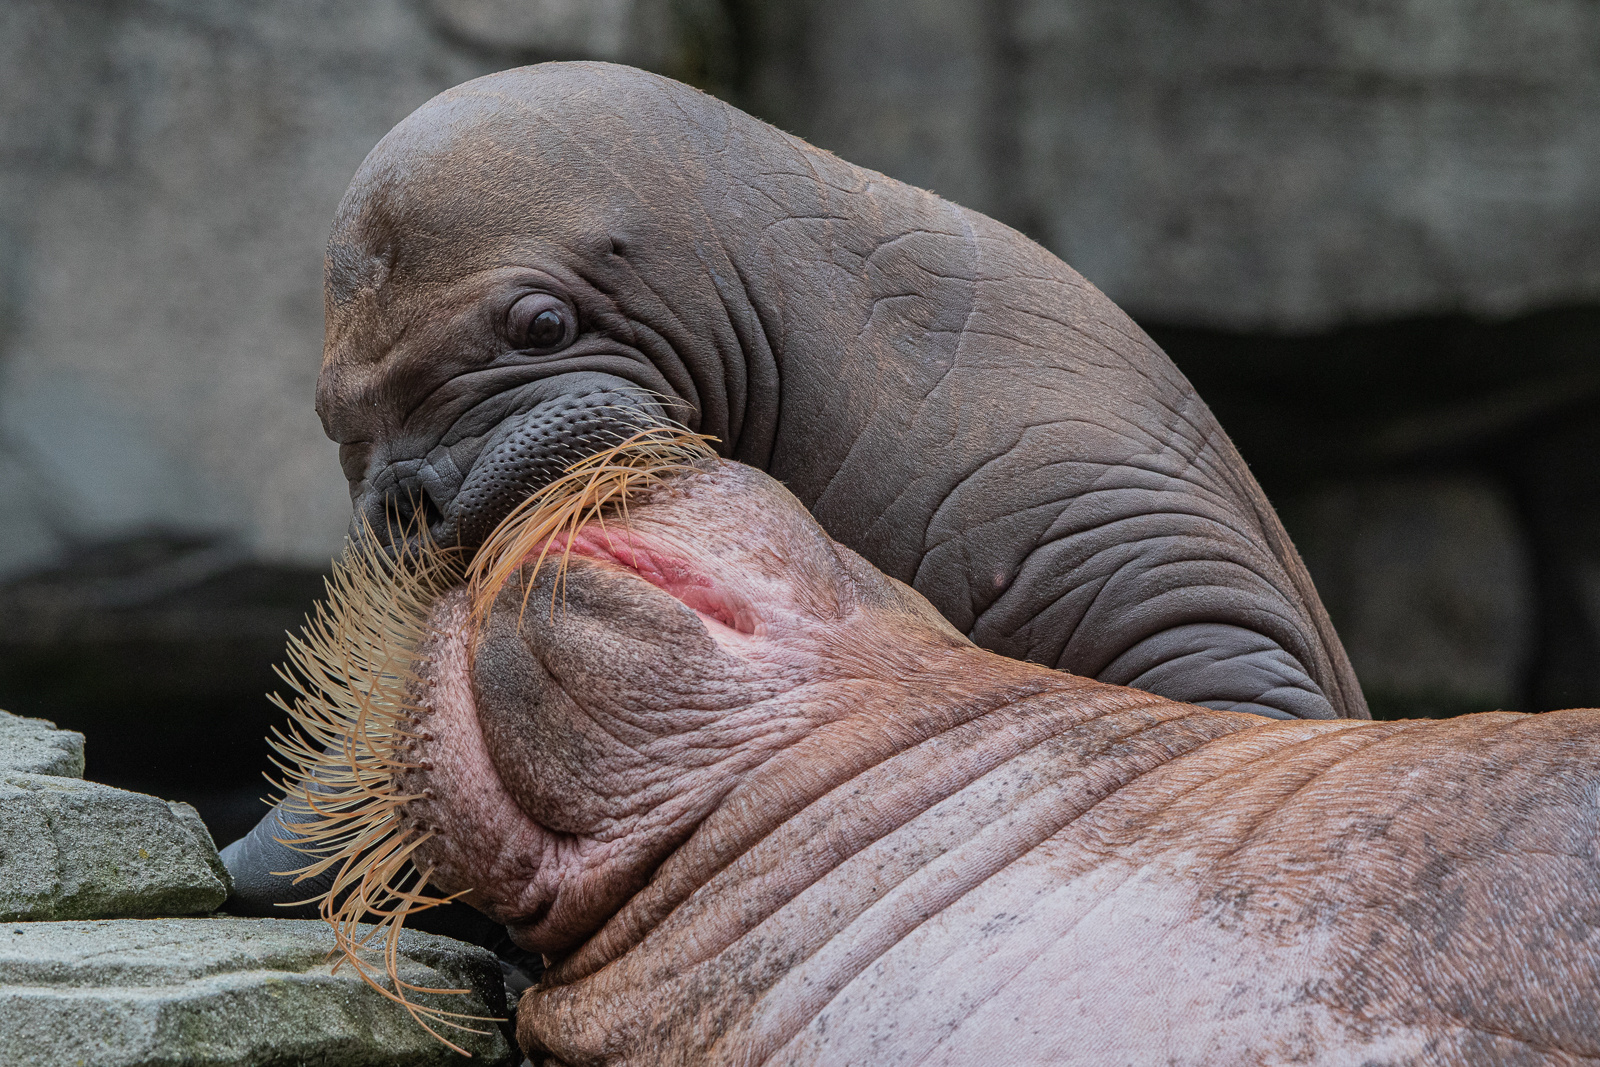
[273,432,1600,1065]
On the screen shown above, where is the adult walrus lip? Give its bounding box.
[375,455,1600,1066]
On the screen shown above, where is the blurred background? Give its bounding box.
[2,0,1597,845]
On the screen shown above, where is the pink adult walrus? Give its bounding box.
[400,459,1600,1065]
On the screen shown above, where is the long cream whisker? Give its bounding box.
[267,422,717,1054]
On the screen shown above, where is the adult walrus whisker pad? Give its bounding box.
[275,441,1600,1064]
[263,517,490,1052]
[265,426,719,1051]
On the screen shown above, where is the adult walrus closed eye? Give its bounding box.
[314,60,1363,725]
[276,443,1600,1066]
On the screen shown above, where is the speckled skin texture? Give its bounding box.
[403,461,1600,1066]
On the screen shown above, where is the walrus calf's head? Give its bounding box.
[274,435,1600,1066]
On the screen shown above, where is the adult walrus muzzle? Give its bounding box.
[275,435,1600,1065]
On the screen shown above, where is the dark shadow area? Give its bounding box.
[1149,305,1600,718]
[0,534,329,846]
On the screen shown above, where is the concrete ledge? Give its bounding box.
[0,775,229,922]
[0,917,517,1066]
[0,710,84,778]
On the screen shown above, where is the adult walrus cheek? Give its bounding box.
[398,550,793,955]
[345,371,666,552]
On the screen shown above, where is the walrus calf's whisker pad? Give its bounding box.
[465,425,721,627]
[266,426,718,1051]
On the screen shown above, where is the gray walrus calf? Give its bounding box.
[231,58,1379,930]
[316,61,1363,724]
[289,451,1595,1066]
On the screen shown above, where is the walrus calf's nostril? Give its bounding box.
[349,382,673,557]
[386,491,441,536]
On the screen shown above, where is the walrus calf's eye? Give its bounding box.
[507,292,576,353]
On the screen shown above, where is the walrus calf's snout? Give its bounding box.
[297,452,1600,1065]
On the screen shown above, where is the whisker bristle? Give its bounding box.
[266,420,716,1055]
[265,510,474,1048]
[466,424,718,627]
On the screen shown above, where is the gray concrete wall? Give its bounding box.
[0,1,482,575]
[0,0,727,579]
[2,0,1596,723]
[739,0,1600,330]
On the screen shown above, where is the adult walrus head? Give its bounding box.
[277,449,1600,1065]
[317,61,1364,723]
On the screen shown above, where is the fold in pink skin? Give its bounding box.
[555,526,767,639]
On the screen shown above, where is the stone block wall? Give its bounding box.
[0,709,518,1066]
[735,0,1600,330]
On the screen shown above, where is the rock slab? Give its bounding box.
[0,709,230,922]
[0,708,84,778]
[0,917,517,1066]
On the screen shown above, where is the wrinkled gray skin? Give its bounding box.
[225,62,1365,923]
